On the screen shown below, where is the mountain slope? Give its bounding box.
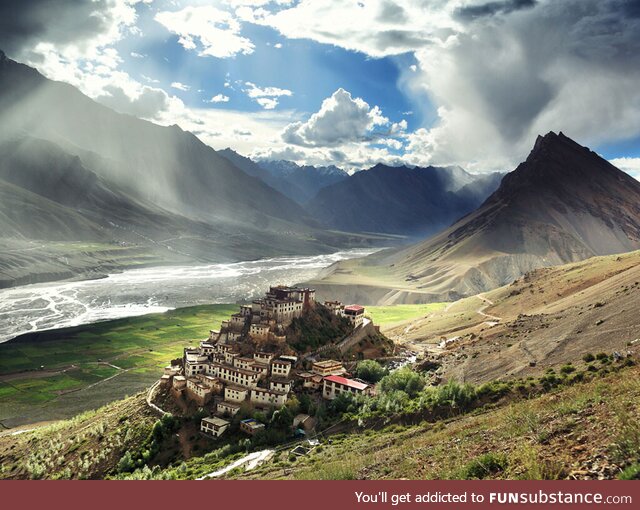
[0,50,315,229]
[305,164,503,237]
[217,149,309,203]
[309,132,640,303]
[383,249,640,383]
[0,51,394,287]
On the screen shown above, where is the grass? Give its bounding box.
[365,303,447,328]
[0,304,236,426]
[233,363,640,481]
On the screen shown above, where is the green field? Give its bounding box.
[0,302,445,428]
[365,303,447,328]
[0,304,237,427]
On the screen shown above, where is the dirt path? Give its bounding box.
[146,380,166,415]
[196,449,275,480]
[476,295,502,323]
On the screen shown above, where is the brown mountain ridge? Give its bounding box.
[309,132,640,304]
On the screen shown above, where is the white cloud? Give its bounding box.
[281,88,391,147]
[243,82,292,109]
[141,74,159,84]
[242,0,640,172]
[171,81,191,91]
[130,51,145,58]
[154,6,254,59]
[208,94,230,103]
[609,157,640,180]
[274,43,283,49]
[255,98,278,110]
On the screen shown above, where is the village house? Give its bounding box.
[312,359,346,377]
[186,378,214,405]
[271,359,292,378]
[297,372,324,390]
[343,305,366,328]
[217,401,242,417]
[224,385,249,403]
[254,351,274,364]
[324,300,345,316]
[201,417,230,438]
[269,378,293,393]
[250,387,288,407]
[240,418,265,436]
[322,375,372,400]
[172,375,186,391]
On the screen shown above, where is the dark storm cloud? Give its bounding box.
[0,0,118,55]
[455,0,538,20]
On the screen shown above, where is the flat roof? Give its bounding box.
[344,305,365,313]
[324,375,369,391]
[202,417,229,426]
[313,359,342,367]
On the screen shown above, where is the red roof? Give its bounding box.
[344,304,365,313]
[324,375,369,391]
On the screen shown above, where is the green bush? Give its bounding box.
[379,367,425,398]
[560,364,576,375]
[355,360,388,383]
[619,463,640,480]
[582,353,595,362]
[460,452,508,479]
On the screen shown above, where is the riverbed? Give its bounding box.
[0,248,377,343]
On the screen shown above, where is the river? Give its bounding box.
[0,248,376,343]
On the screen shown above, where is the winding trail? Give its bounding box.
[146,380,166,415]
[476,295,502,323]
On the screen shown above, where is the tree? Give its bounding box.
[355,360,388,383]
[379,367,425,398]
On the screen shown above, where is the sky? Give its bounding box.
[1,0,640,177]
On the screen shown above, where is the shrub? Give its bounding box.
[355,360,388,383]
[582,353,595,362]
[460,452,508,479]
[560,364,576,375]
[619,463,640,480]
[433,380,477,411]
[379,367,425,398]
[595,352,609,360]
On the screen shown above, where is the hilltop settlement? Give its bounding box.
[153,286,386,439]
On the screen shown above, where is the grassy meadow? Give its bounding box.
[0,304,237,427]
[365,303,447,328]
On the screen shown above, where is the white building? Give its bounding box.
[201,417,230,437]
[322,375,371,400]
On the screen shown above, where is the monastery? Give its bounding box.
[157,285,375,439]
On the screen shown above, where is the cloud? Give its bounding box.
[0,0,141,59]
[249,0,640,171]
[282,88,390,147]
[154,5,254,59]
[171,81,190,91]
[243,81,292,109]
[609,157,640,180]
[208,94,230,103]
[455,0,538,21]
[96,83,171,119]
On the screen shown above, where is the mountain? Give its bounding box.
[308,132,640,304]
[383,249,640,383]
[305,164,503,237]
[0,51,389,287]
[257,159,349,203]
[217,148,308,202]
[0,51,313,227]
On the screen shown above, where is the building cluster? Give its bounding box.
[157,286,375,439]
